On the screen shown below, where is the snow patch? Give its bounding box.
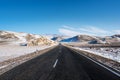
[0,65,9,69]
[0,45,55,62]
[73,47,120,63]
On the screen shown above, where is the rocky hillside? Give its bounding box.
[28,37,55,46]
[0,30,56,46]
[0,31,18,40]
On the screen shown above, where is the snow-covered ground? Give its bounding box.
[73,47,120,63]
[0,45,55,62]
[0,64,9,69]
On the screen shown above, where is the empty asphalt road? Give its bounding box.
[0,45,120,80]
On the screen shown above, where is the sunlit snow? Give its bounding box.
[74,47,120,63]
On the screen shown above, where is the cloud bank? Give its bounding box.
[59,25,120,37]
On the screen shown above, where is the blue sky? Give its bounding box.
[0,0,120,36]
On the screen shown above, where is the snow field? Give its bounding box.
[0,45,54,62]
[73,47,120,63]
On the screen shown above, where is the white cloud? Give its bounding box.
[59,28,96,37]
[59,25,120,36]
[114,30,120,34]
[59,28,81,36]
[62,25,76,30]
[79,26,109,34]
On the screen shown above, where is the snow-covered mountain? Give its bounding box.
[111,34,120,38]
[51,36,70,42]
[43,34,61,39]
[58,34,120,44]
[103,34,120,44]
[0,30,56,46]
[0,30,120,45]
[60,35,104,43]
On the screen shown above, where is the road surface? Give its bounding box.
[0,45,120,80]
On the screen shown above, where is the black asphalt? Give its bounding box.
[0,45,120,80]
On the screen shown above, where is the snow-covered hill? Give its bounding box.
[60,35,104,44]
[59,34,120,44]
[1,30,119,45]
[104,34,120,44]
[52,36,70,42]
[0,30,56,46]
[0,30,58,64]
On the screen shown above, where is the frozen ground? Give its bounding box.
[73,47,120,63]
[0,45,54,62]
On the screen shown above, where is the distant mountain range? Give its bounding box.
[59,34,120,44]
[51,34,120,44]
[0,30,120,45]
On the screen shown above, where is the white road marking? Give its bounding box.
[74,50,120,77]
[53,59,58,68]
